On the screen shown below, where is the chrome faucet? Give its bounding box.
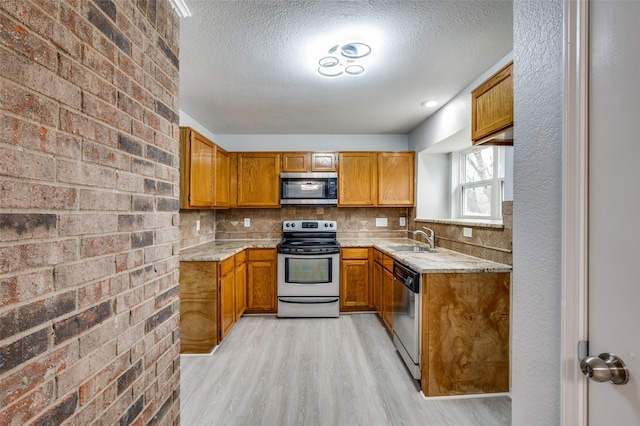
[413,227,435,250]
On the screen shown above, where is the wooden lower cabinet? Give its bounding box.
[180,252,250,354]
[219,256,236,341]
[246,249,277,313]
[340,248,374,311]
[234,251,247,320]
[179,262,218,354]
[382,267,394,331]
[421,272,510,396]
[372,257,383,315]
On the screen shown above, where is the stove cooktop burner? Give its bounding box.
[278,220,339,254]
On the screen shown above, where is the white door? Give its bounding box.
[586,0,640,423]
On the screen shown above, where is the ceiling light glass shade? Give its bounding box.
[421,100,438,107]
[340,43,371,59]
[318,66,344,77]
[345,65,365,75]
[319,56,339,67]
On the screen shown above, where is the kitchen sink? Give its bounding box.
[389,245,434,253]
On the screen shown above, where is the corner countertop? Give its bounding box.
[340,238,512,274]
[179,238,511,274]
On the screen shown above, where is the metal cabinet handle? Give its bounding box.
[580,353,629,385]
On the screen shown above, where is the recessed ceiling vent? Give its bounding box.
[318,42,371,78]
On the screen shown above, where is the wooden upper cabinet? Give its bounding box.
[471,61,514,145]
[339,152,414,207]
[236,152,281,208]
[214,145,230,208]
[179,127,230,209]
[377,152,415,206]
[180,127,214,209]
[281,152,309,172]
[338,152,377,206]
[281,152,337,172]
[311,152,337,171]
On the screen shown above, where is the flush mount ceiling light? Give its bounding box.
[318,42,371,78]
[421,100,438,107]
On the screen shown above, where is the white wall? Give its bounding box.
[214,134,408,152]
[179,109,217,142]
[512,0,563,424]
[416,152,450,218]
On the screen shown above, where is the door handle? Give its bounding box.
[579,353,629,385]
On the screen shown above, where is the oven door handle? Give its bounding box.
[278,297,339,304]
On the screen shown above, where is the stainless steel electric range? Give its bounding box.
[276,220,340,318]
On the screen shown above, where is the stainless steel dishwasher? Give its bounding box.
[392,260,422,380]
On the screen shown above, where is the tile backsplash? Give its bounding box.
[216,207,410,240]
[180,202,513,266]
[410,201,513,265]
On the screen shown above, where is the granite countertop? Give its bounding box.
[179,239,281,262]
[340,238,512,274]
[180,238,511,274]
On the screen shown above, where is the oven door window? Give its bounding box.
[285,257,331,284]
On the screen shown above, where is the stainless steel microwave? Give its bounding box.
[280,172,338,206]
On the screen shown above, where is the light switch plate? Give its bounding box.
[375,218,388,227]
[244,218,250,227]
[196,220,200,231]
[399,217,406,226]
[463,227,472,237]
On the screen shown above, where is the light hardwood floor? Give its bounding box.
[180,314,511,425]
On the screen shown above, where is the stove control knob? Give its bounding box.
[330,223,334,227]
[291,223,296,228]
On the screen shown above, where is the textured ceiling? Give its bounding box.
[179,1,513,135]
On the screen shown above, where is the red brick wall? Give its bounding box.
[0,1,181,424]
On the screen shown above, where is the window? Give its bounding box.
[457,146,504,219]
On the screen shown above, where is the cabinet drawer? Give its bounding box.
[248,248,276,261]
[341,248,369,260]
[234,250,246,264]
[219,257,235,278]
[372,249,382,264]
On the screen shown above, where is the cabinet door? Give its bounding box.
[311,152,337,172]
[340,259,372,311]
[179,262,217,354]
[377,152,415,206]
[237,153,281,207]
[180,128,215,208]
[214,146,230,208]
[281,152,309,172]
[372,257,383,316]
[471,61,514,144]
[246,249,277,312]
[219,269,235,341]
[338,152,377,206]
[382,268,394,332]
[234,256,247,320]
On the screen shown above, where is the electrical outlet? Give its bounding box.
[196,220,200,231]
[375,218,388,227]
[463,227,472,238]
[244,218,251,227]
[399,217,406,226]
